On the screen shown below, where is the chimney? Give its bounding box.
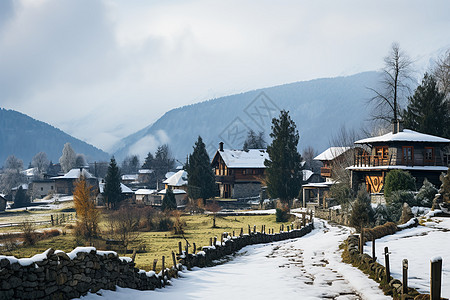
[219,142,224,152]
[392,119,404,134]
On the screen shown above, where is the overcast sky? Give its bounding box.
[0,0,449,152]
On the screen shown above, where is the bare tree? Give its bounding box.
[369,43,414,123]
[432,49,450,104]
[31,152,49,178]
[4,155,23,171]
[302,146,321,174]
[59,143,76,173]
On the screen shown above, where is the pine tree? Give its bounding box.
[243,130,266,151]
[265,110,303,206]
[349,187,374,230]
[142,152,154,169]
[104,157,122,209]
[186,136,216,205]
[403,73,450,138]
[162,188,177,211]
[13,186,30,208]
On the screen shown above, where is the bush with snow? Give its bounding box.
[415,178,437,207]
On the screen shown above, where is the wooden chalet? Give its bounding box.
[211,142,268,199]
[51,168,98,195]
[348,121,450,197]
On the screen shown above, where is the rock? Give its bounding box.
[56,252,70,261]
[9,276,22,288]
[45,285,58,295]
[0,259,10,268]
[0,279,11,289]
[56,273,68,285]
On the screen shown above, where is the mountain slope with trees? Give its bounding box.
[0,108,109,166]
[113,71,381,161]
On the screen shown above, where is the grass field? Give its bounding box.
[0,208,294,271]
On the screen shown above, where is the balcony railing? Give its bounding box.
[354,155,392,167]
[320,167,331,177]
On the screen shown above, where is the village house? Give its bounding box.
[51,168,98,195]
[158,188,187,208]
[134,188,158,205]
[211,142,269,200]
[163,170,187,191]
[348,121,450,201]
[96,182,134,206]
[29,179,55,199]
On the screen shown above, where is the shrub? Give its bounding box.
[41,229,61,240]
[384,170,416,198]
[374,204,389,226]
[349,187,374,230]
[364,222,397,241]
[276,207,289,222]
[416,178,437,207]
[386,190,415,222]
[172,210,186,234]
[20,219,37,246]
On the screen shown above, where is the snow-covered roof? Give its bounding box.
[354,129,450,144]
[135,189,157,195]
[51,168,94,180]
[303,169,314,181]
[12,183,28,191]
[21,168,37,177]
[163,170,187,187]
[314,147,350,161]
[302,182,335,188]
[215,149,269,168]
[138,169,153,174]
[158,189,186,195]
[121,174,138,181]
[99,182,133,194]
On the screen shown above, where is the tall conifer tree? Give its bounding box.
[104,157,122,209]
[403,73,449,138]
[265,110,303,206]
[186,136,216,205]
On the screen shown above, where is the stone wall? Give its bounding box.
[0,247,179,300]
[314,207,350,226]
[233,182,261,199]
[0,223,314,300]
[178,223,314,268]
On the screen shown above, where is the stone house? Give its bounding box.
[29,179,55,199]
[211,142,269,199]
[51,168,98,195]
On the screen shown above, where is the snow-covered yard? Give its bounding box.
[81,220,390,300]
[365,216,450,298]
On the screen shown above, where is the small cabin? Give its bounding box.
[51,168,98,195]
[211,142,269,199]
[348,122,450,197]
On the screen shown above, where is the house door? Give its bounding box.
[223,184,231,198]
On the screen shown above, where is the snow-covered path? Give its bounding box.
[81,220,390,300]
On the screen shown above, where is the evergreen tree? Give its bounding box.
[415,178,437,207]
[153,144,175,187]
[186,136,216,205]
[264,110,303,206]
[349,187,374,230]
[384,169,416,198]
[243,130,266,151]
[162,188,177,211]
[104,157,122,209]
[142,152,154,169]
[403,73,449,138]
[13,186,30,208]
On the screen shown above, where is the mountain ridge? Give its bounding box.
[0,108,110,166]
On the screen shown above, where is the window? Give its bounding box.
[41,187,43,191]
[424,147,434,163]
[51,186,54,190]
[402,146,414,165]
[375,146,389,158]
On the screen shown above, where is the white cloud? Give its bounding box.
[127,130,170,160]
[0,0,449,151]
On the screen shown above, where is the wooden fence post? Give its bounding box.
[240,228,243,237]
[51,215,54,226]
[161,256,165,279]
[359,229,364,254]
[152,259,158,271]
[248,225,251,235]
[372,236,376,261]
[402,259,408,295]
[213,236,217,247]
[178,241,182,255]
[131,249,137,262]
[430,257,442,300]
[193,243,196,254]
[172,251,177,268]
[384,247,390,281]
[253,225,256,233]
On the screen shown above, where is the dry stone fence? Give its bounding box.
[0,219,314,299]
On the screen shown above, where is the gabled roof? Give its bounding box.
[163,170,187,187]
[354,129,450,144]
[138,169,153,174]
[51,168,94,180]
[99,182,133,194]
[158,189,186,195]
[212,149,269,168]
[135,189,157,195]
[314,147,350,161]
[121,174,138,181]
